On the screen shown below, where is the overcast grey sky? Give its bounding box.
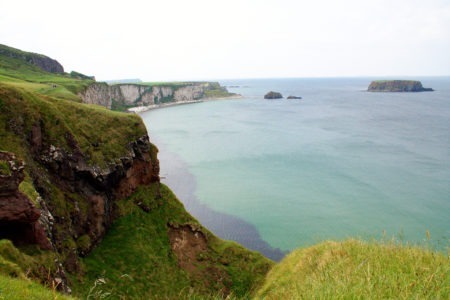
[1,0,450,81]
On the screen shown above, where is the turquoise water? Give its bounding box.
[141,78,450,252]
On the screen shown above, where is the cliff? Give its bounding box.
[0,45,271,298]
[367,80,433,92]
[0,44,64,73]
[79,81,235,111]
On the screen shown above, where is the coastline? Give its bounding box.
[129,94,242,113]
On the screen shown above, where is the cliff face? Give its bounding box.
[368,80,433,92]
[0,81,159,284]
[79,82,229,110]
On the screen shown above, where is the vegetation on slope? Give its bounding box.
[0,274,74,300]
[0,240,70,299]
[71,183,272,299]
[0,84,145,168]
[0,44,93,101]
[255,239,449,299]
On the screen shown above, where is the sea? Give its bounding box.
[140,77,450,260]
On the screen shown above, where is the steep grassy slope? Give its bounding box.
[0,84,145,167]
[255,239,449,299]
[0,44,93,102]
[71,184,271,299]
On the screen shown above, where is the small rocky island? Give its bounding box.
[264,91,283,99]
[287,95,302,99]
[368,80,433,92]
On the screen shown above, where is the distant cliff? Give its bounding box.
[368,80,433,92]
[0,44,64,73]
[79,82,235,111]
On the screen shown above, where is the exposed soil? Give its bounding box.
[168,224,230,296]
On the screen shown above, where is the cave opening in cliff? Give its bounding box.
[0,220,38,247]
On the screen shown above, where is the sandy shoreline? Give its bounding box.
[128,94,243,113]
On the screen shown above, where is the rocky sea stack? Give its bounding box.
[264,91,283,99]
[368,80,433,92]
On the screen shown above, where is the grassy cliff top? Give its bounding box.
[0,44,94,102]
[256,239,449,299]
[0,44,146,167]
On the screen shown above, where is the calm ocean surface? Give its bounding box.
[141,77,450,255]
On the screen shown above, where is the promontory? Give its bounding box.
[367,80,433,92]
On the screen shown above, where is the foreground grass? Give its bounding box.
[255,239,449,299]
[0,240,71,300]
[0,274,74,300]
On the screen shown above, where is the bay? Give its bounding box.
[141,77,450,254]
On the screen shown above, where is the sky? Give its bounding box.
[1,0,450,81]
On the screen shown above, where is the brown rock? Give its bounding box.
[0,193,40,222]
[0,151,52,250]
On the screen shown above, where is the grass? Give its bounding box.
[0,44,139,168]
[70,183,273,299]
[0,274,74,300]
[255,239,449,299]
[0,44,93,100]
[0,160,10,176]
[0,83,146,168]
[204,89,237,98]
[0,240,62,291]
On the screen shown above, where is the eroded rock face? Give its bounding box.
[29,54,64,73]
[367,80,433,92]
[0,151,52,249]
[168,224,230,295]
[37,134,159,256]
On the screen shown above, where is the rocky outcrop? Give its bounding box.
[0,151,52,250]
[367,80,433,92]
[0,44,64,73]
[36,134,159,257]
[29,54,64,73]
[264,91,283,99]
[79,82,230,110]
[287,95,302,99]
